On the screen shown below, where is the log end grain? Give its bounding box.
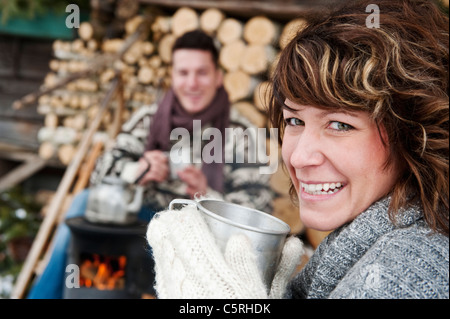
[172,7,199,37]
[217,18,243,45]
[243,16,280,45]
[200,8,225,34]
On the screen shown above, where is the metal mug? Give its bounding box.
[169,198,291,289]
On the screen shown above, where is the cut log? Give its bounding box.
[240,44,276,75]
[78,94,92,109]
[232,101,267,128]
[243,16,280,45]
[138,56,149,67]
[37,127,55,143]
[223,70,260,102]
[158,33,176,64]
[38,141,56,160]
[219,40,246,72]
[52,40,66,53]
[102,39,125,53]
[43,73,58,88]
[64,113,87,131]
[253,81,272,112]
[141,41,155,56]
[38,94,51,106]
[86,39,99,52]
[100,68,116,84]
[53,127,80,145]
[217,18,243,45]
[151,16,171,36]
[200,8,225,34]
[67,60,88,73]
[125,15,145,35]
[137,65,155,84]
[71,39,85,53]
[122,40,148,65]
[86,20,107,42]
[44,113,58,128]
[76,79,99,92]
[58,144,77,165]
[171,7,199,37]
[148,55,162,69]
[68,95,80,109]
[279,18,308,49]
[48,59,60,72]
[78,21,94,41]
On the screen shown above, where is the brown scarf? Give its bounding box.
[146,86,230,192]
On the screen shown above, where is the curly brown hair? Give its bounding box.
[269,0,449,235]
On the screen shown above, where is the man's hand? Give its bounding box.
[137,150,169,185]
[177,165,208,198]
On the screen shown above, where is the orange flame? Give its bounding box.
[79,253,126,290]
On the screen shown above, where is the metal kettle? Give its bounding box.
[85,175,144,225]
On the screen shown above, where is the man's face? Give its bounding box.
[171,49,223,114]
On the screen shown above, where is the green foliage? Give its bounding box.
[0,186,42,242]
[0,0,90,25]
[0,186,42,298]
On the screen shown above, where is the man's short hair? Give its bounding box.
[172,30,219,67]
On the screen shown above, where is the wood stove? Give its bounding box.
[64,217,155,299]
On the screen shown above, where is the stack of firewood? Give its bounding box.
[36,5,308,163]
[34,4,310,234]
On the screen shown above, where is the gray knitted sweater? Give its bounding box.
[286,197,449,299]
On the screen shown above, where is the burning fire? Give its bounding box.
[79,253,126,290]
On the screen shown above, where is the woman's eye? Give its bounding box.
[328,121,354,131]
[285,118,304,126]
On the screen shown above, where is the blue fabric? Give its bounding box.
[27,189,155,299]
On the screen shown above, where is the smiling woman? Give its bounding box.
[268,0,449,298]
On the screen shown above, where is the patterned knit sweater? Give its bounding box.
[90,103,275,213]
[286,197,449,299]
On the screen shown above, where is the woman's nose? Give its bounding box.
[289,129,325,169]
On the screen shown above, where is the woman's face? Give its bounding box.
[282,99,398,231]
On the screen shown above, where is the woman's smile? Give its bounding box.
[301,181,345,196]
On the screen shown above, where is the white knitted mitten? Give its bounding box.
[146,204,304,299]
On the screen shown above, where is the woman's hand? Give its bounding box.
[137,150,169,185]
[177,165,208,198]
[146,203,304,299]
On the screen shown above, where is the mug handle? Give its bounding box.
[169,199,197,210]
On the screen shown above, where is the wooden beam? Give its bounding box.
[138,0,335,20]
[0,154,47,192]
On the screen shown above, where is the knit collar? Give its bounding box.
[306,196,423,298]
